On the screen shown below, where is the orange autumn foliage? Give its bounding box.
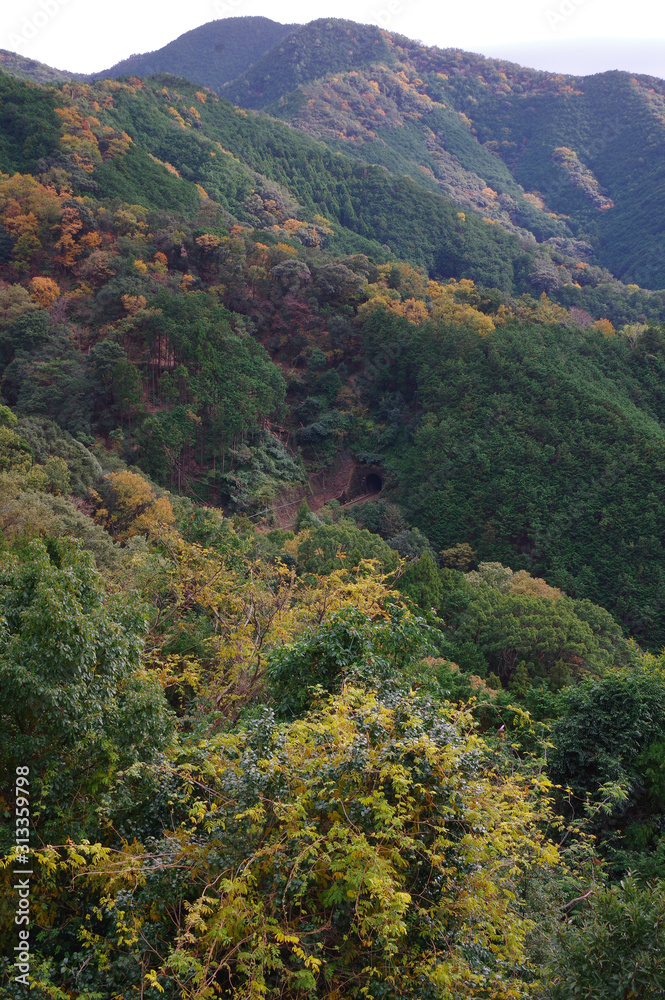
[30,276,60,309]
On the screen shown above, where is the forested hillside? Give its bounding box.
[1,18,665,999]
[9,16,665,287]
[0,50,83,85]
[222,19,665,288]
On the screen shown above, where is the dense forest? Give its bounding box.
[1,16,665,999]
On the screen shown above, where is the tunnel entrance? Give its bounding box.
[365,472,383,494]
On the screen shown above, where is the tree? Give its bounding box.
[0,424,32,473]
[95,470,175,541]
[266,603,431,717]
[397,549,443,610]
[35,687,558,999]
[550,663,665,800]
[440,541,477,571]
[0,536,172,848]
[0,538,146,757]
[548,878,665,999]
[455,583,611,684]
[0,284,39,326]
[29,276,60,309]
[0,405,17,428]
[296,521,401,576]
[294,497,312,532]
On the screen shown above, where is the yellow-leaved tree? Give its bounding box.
[94,469,175,541]
[30,276,60,309]
[30,686,558,999]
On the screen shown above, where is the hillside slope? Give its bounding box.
[5,16,665,286]
[0,49,84,84]
[222,19,665,288]
[0,70,530,291]
[1,54,665,647]
[5,67,665,321]
[1,66,665,647]
[2,25,665,996]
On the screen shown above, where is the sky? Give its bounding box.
[2,0,665,77]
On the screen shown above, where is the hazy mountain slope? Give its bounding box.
[91,17,298,91]
[0,71,529,289]
[255,51,571,246]
[459,67,665,288]
[0,49,84,84]
[4,67,665,322]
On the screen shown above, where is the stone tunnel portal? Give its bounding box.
[365,472,383,494]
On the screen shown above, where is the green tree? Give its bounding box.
[548,878,665,1000]
[297,520,400,576]
[0,537,171,841]
[294,497,312,532]
[0,424,32,473]
[456,585,614,685]
[550,663,665,800]
[266,604,431,717]
[397,549,443,611]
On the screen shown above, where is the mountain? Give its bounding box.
[222,19,394,105]
[0,67,539,293]
[0,63,665,650]
[2,49,662,322]
[2,25,665,646]
[90,16,299,91]
[6,16,665,286]
[3,22,665,998]
[221,19,665,288]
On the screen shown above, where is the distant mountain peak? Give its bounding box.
[89,16,300,92]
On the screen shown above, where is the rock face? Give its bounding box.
[273,453,385,527]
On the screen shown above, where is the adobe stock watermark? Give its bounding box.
[546,0,588,30]
[211,0,246,18]
[12,766,32,988]
[5,0,73,52]
[371,0,404,30]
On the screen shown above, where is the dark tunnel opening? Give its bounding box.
[365,472,383,494]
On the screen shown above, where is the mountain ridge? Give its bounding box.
[220,19,665,287]
[5,16,665,285]
[0,48,86,84]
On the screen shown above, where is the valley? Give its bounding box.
[0,14,664,998]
